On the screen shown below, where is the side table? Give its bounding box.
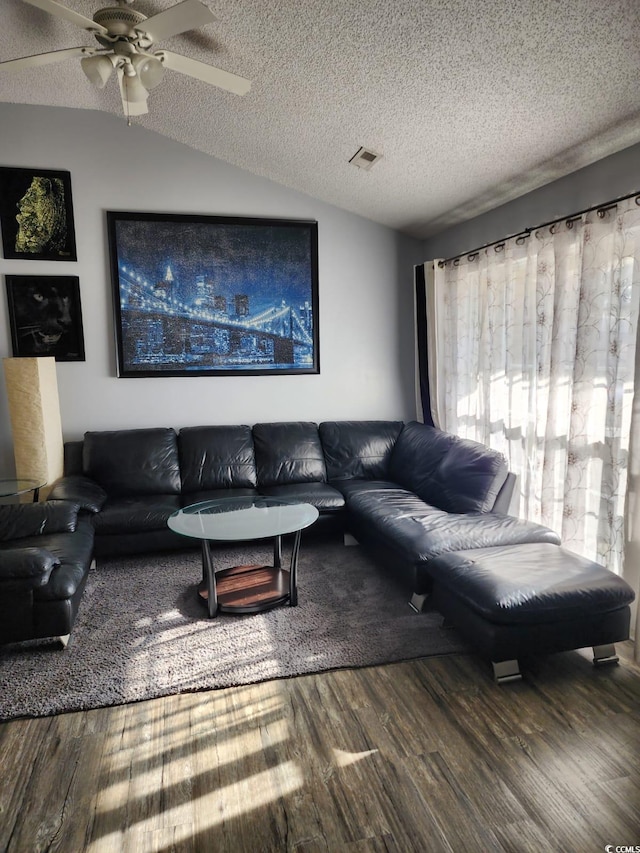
[168,496,319,617]
[0,478,45,503]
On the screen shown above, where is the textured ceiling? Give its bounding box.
[1,0,640,238]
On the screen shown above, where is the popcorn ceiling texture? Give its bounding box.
[1,0,639,237]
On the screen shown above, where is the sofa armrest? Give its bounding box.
[0,501,80,541]
[48,475,107,513]
[0,547,59,591]
[492,472,516,514]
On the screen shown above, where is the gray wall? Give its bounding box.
[423,142,640,261]
[0,103,423,475]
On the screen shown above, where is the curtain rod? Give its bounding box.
[437,188,640,267]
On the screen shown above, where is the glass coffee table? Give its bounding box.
[168,496,319,618]
[0,478,45,503]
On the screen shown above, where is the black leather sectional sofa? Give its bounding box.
[2,419,633,678]
[49,420,557,576]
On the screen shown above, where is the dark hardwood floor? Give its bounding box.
[1,643,639,852]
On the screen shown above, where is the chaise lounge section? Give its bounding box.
[325,419,560,603]
[427,543,635,682]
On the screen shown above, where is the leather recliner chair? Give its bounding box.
[0,500,94,646]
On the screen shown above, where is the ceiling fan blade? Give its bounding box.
[138,0,215,43]
[0,46,97,72]
[22,0,108,34]
[158,50,251,96]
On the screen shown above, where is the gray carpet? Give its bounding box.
[0,538,466,720]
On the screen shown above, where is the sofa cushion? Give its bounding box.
[346,487,561,564]
[426,544,636,624]
[179,425,258,493]
[335,479,402,500]
[319,420,404,481]
[83,428,181,497]
[253,422,327,486]
[389,421,508,513]
[437,437,509,513]
[388,422,454,502]
[259,482,345,511]
[182,487,259,507]
[92,495,182,535]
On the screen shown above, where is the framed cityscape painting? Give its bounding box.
[106,211,319,377]
[0,167,77,261]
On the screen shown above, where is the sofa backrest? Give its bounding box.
[319,420,404,481]
[63,440,83,476]
[178,425,258,493]
[389,421,508,513]
[252,422,327,486]
[68,420,508,512]
[83,428,181,497]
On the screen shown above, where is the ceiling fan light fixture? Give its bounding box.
[121,72,149,103]
[80,53,115,89]
[130,53,164,90]
[7,0,253,122]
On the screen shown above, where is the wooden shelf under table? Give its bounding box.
[199,563,291,613]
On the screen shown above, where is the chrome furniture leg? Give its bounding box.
[492,659,522,684]
[409,592,429,613]
[592,644,619,666]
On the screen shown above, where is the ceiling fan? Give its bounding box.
[0,0,251,120]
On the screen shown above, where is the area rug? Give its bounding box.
[0,538,466,720]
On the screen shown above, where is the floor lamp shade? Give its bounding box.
[3,357,64,499]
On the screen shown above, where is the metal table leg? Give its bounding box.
[273,534,282,568]
[289,529,302,606]
[201,539,218,618]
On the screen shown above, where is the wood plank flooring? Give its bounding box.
[1,642,639,852]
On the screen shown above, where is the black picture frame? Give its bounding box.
[0,167,77,261]
[5,275,85,361]
[107,211,319,377]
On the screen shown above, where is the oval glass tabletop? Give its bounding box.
[0,478,45,498]
[168,496,319,541]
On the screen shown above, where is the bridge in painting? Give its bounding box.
[117,265,313,367]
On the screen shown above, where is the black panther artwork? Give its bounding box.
[5,275,85,362]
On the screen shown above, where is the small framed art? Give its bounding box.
[0,167,77,261]
[5,275,85,361]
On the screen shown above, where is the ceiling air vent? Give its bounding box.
[349,147,383,171]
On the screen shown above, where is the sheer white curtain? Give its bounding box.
[426,196,640,656]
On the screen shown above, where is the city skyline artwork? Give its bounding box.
[107,212,319,377]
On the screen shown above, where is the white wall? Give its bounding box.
[0,103,423,473]
[423,141,640,261]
